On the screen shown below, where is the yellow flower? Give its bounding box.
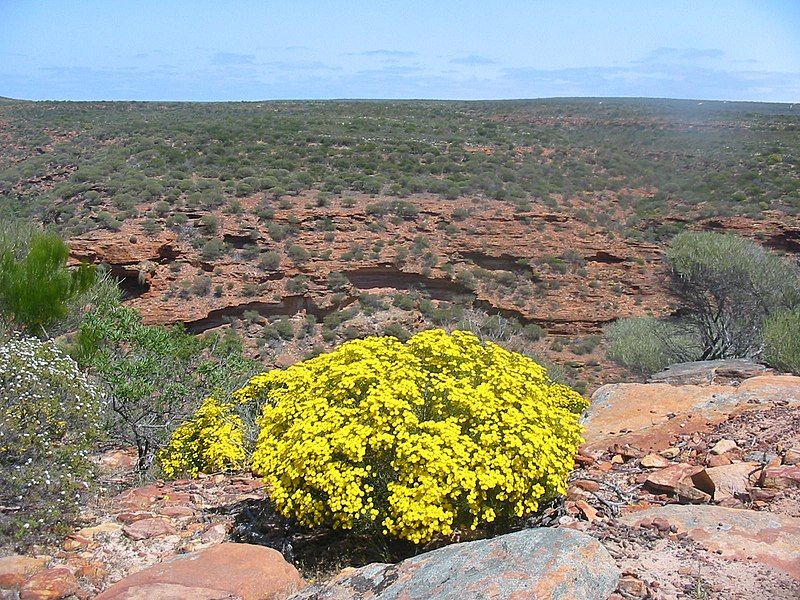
[159,396,246,478]
[240,329,587,544]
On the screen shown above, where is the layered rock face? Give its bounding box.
[68,192,670,334]
[67,197,800,336]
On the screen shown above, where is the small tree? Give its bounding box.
[0,232,95,336]
[666,231,800,360]
[76,305,258,470]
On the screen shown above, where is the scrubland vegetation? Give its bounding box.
[2,98,800,557]
[1,99,799,243]
[606,231,800,375]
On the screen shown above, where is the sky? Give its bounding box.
[1,0,799,102]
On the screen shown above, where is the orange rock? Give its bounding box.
[20,567,79,600]
[74,522,123,539]
[762,465,800,489]
[0,556,47,589]
[95,543,305,600]
[660,447,681,459]
[122,518,176,541]
[573,479,601,492]
[706,454,731,467]
[609,443,645,459]
[644,463,703,494]
[61,536,92,551]
[583,376,800,454]
[620,505,800,579]
[710,439,738,455]
[641,453,670,468]
[157,506,195,518]
[783,448,800,466]
[674,484,712,504]
[113,484,165,512]
[115,512,155,524]
[575,500,600,522]
[704,462,761,501]
[93,448,138,476]
[618,575,647,598]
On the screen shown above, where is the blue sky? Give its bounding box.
[1,0,799,101]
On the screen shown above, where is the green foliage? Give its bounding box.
[764,309,800,374]
[666,231,800,359]
[0,335,103,544]
[3,99,800,237]
[605,317,698,377]
[285,275,309,294]
[0,230,95,335]
[201,238,226,260]
[75,305,258,470]
[259,250,281,271]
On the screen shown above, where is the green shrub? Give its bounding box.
[234,330,586,544]
[285,275,309,294]
[605,317,698,376]
[764,309,800,374]
[327,271,349,291]
[0,232,95,335]
[522,323,545,341]
[259,251,281,271]
[201,238,226,260]
[200,214,219,235]
[0,335,103,544]
[666,231,800,359]
[382,321,411,341]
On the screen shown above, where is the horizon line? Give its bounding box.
[2,94,798,105]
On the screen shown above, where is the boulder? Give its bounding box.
[289,528,620,600]
[704,462,761,500]
[710,439,738,455]
[95,582,238,599]
[648,359,767,385]
[0,556,47,589]
[620,505,800,579]
[95,543,305,600]
[644,463,715,503]
[122,518,176,541]
[19,567,79,600]
[762,465,800,489]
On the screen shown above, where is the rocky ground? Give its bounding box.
[2,359,799,599]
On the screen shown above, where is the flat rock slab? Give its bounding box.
[20,566,79,600]
[95,582,239,599]
[95,543,305,600]
[289,528,619,600]
[583,375,800,453]
[620,504,800,579]
[0,556,47,588]
[648,359,768,385]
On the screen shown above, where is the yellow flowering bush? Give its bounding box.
[159,396,246,478]
[241,329,587,544]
